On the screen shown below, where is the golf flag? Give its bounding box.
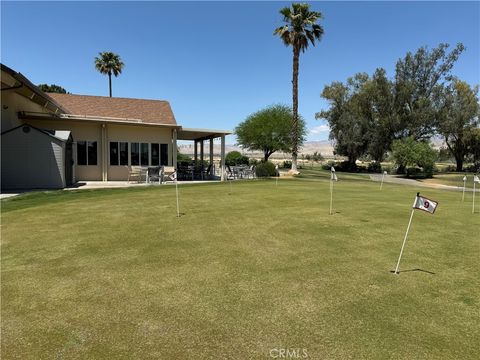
[393,193,438,274]
[331,166,338,181]
[463,175,467,182]
[474,175,480,183]
[462,175,467,202]
[380,170,387,190]
[413,194,438,214]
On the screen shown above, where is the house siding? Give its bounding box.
[1,127,66,189]
[22,119,173,181]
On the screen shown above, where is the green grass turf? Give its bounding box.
[2,173,479,359]
[420,173,475,188]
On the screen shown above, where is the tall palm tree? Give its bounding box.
[274,3,323,171]
[94,52,125,97]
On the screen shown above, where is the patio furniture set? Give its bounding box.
[126,166,176,184]
[225,165,256,180]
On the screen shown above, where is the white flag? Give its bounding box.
[383,171,387,175]
[474,175,480,183]
[463,175,467,182]
[331,166,337,181]
[413,194,438,214]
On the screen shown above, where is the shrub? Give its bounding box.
[367,161,382,173]
[282,160,292,169]
[321,160,336,170]
[177,152,193,166]
[226,151,249,166]
[255,161,277,177]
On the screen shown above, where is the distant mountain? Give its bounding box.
[178,140,334,159]
[178,137,446,160]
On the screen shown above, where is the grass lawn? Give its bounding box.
[420,173,474,188]
[2,172,479,359]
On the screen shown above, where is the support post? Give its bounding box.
[209,138,214,179]
[194,140,198,167]
[220,135,225,181]
[200,140,204,169]
[172,129,178,169]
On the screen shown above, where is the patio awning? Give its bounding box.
[177,127,231,141]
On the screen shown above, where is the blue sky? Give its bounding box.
[1,1,479,144]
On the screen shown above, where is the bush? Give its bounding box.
[225,151,249,166]
[321,160,336,170]
[367,161,382,173]
[255,161,277,177]
[282,160,292,169]
[337,161,357,172]
[177,152,193,166]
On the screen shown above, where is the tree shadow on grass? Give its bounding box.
[390,268,436,275]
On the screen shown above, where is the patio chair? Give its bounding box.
[226,165,236,179]
[243,165,255,179]
[202,164,212,179]
[147,166,162,184]
[127,166,143,183]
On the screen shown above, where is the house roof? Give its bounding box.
[47,93,177,126]
[1,63,68,114]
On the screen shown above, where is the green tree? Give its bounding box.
[465,127,480,169]
[362,68,397,163]
[392,137,437,177]
[437,80,479,171]
[37,84,67,94]
[235,104,307,162]
[274,3,324,171]
[316,74,371,168]
[94,51,125,97]
[225,151,249,166]
[394,43,465,139]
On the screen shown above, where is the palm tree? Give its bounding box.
[274,3,323,171]
[94,52,125,97]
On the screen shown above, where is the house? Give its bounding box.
[1,63,230,189]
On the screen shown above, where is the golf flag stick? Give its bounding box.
[275,165,279,186]
[329,179,334,215]
[380,170,387,190]
[462,175,467,202]
[394,193,438,274]
[473,175,479,214]
[329,167,337,215]
[394,204,415,275]
[174,170,180,217]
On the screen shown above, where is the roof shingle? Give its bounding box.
[47,93,177,125]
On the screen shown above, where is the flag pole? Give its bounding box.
[329,178,334,215]
[462,176,466,202]
[473,179,476,214]
[175,170,180,218]
[275,165,279,186]
[394,193,418,274]
[380,171,385,190]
